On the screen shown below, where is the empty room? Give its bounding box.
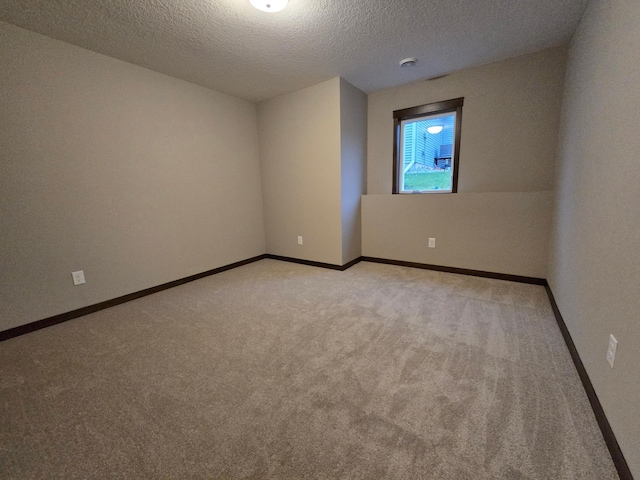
[1,0,638,478]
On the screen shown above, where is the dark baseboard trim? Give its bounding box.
[361,257,546,285]
[545,285,633,480]
[0,254,267,343]
[0,253,634,479]
[264,254,363,271]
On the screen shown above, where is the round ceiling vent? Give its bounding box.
[400,58,418,68]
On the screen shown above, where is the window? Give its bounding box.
[392,97,463,194]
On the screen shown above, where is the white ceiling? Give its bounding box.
[0,0,589,102]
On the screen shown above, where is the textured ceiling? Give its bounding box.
[0,0,589,102]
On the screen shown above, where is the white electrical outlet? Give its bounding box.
[71,270,86,286]
[297,236,303,245]
[606,334,618,368]
[428,238,436,248]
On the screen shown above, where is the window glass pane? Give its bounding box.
[400,112,456,192]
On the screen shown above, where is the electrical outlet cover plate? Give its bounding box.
[428,238,436,248]
[297,236,303,245]
[72,270,86,286]
[606,334,618,368]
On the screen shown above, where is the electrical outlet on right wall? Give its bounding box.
[606,334,618,368]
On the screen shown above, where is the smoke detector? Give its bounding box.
[400,58,418,68]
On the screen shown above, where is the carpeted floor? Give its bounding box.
[0,259,618,479]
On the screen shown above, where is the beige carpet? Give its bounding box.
[0,259,618,479]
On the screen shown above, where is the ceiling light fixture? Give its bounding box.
[249,0,288,12]
[399,57,417,68]
[427,125,444,134]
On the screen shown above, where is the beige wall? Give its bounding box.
[0,23,266,332]
[363,192,553,278]
[548,1,640,475]
[339,79,367,264]
[362,48,566,276]
[367,47,567,195]
[258,77,367,266]
[258,78,343,265]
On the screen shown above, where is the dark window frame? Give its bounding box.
[392,97,464,194]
